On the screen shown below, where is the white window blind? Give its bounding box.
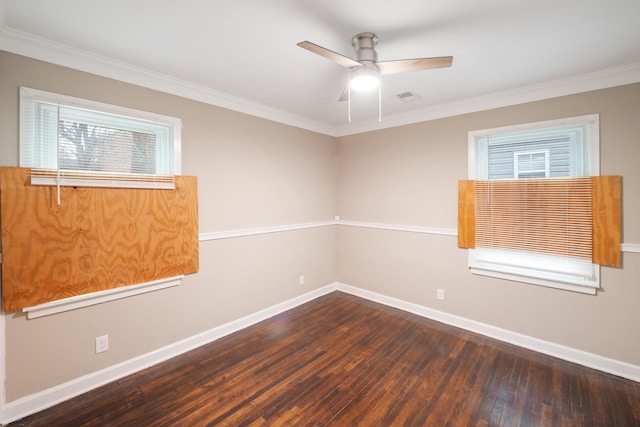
[20,87,181,191]
[468,114,600,293]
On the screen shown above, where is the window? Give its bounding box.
[13,88,190,316]
[20,87,181,190]
[514,150,549,178]
[467,114,601,293]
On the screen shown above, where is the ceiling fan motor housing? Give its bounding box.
[352,32,378,69]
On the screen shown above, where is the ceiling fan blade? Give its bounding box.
[377,56,453,75]
[297,41,362,69]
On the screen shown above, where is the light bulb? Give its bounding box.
[350,68,379,91]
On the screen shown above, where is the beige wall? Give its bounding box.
[1,49,638,404]
[0,51,337,400]
[336,84,640,366]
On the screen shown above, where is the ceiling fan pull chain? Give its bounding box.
[378,83,382,122]
[348,86,352,123]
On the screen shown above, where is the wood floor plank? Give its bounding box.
[8,291,640,426]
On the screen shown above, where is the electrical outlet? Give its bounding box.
[95,335,109,353]
[436,289,445,301]
[299,275,305,286]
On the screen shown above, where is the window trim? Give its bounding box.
[22,275,184,319]
[469,114,599,179]
[467,114,600,294]
[19,87,182,184]
[469,248,600,295]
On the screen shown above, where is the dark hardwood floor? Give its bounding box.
[8,291,640,426]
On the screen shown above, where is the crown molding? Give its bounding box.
[2,13,639,138]
[0,22,337,137]
[335,62,640,136]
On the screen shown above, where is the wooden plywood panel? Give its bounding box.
[592,175,621,267]
[0,167,198,312]
[457,180,475,249]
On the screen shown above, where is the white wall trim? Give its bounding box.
[622,243,640,253]
[199,220,335,241]
[336,220,639,252]
[2,16,639,138]
[0,284,339,424]
[336,283,640,383]
[0,22,336,137]
[336,220,456,237]
[197,219,457,241]
[331,63,640,136]
[1,218,633,247]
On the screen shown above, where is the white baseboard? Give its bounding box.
[0,284,338,424]
[3,281,638,423]
[335,282,640,383]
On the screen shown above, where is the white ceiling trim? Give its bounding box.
[2,17,639,138]
[336,62,640,136]
[0,23,337,136]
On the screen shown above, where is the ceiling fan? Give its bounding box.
[297,32,453,102]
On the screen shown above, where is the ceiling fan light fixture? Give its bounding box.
[350,67,379,91]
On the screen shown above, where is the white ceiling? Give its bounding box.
[2,0,640,136]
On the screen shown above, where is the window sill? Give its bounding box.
[469,267,598,295]
[468,248,599,294]
[22,275,183,319]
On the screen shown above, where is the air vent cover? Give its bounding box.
[396,91,421,102]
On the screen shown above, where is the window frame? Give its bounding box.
[467,114,600,294]
[513,149,550,178]
[19,87,182,188]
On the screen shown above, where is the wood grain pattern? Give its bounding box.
[8,292,640,426]
[592,175,621,267]
[0,167,198,312]
[457,179,475,248]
